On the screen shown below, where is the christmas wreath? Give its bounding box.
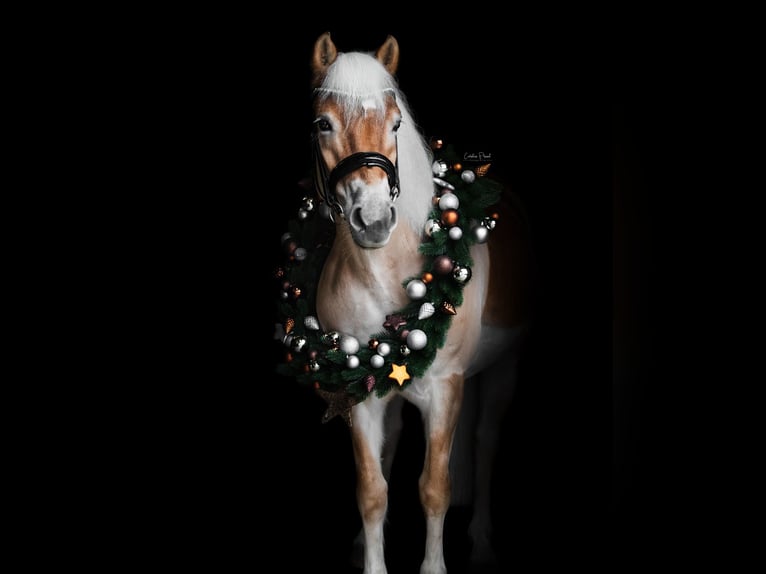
[274,141,502,425]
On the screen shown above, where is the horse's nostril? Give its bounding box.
[350,206,366,231]
[390,206,397,226]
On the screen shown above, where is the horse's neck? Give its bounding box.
[317,222,423,337]
[316,121,433,337]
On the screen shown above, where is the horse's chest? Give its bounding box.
[317,268,406,339]
[318,282,401,337]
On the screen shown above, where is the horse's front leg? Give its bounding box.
[419,372,464,574]
[351,396,390,574]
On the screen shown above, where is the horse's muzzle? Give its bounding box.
[349,204,398,248]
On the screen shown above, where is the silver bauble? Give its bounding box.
[370,354,385,368]
[432,159,448,177]
[472,224,489,243]
[406,279,427,300]
[294,247,307,261]
[339,335,360,355]
[448,226,463,240]
[406,329,428,350]
[424,219,442,237]
[453,265,472,284]
[321,330,340,346]
[376,342,391,357]
[461,169,476,183]
[438,192,460,211]
[433,176,455,191]
[346,354,360,369]
[291,335,307,352]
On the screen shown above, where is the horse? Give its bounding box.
[276,32,532,573]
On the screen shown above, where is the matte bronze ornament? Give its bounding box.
[383,314,407,332]
[433,255,454,275]
[316,388,360,427]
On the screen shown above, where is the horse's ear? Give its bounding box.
[375,35,399,75]
[311,32,338,87]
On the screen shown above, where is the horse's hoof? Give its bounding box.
[469,543,499,573]
[468,563,500,574]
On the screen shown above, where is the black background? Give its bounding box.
[124,21,693,573]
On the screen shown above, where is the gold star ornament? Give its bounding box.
[388,363,411,386]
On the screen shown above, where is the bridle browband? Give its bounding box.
[311,91,401,219]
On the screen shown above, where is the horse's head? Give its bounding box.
[311,33,402,249]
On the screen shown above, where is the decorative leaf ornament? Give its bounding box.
[274,142,502,422]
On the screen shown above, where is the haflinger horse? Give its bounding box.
[278,32,532,574]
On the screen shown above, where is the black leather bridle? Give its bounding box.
[311,112,400,218]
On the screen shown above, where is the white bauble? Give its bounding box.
[406,329,428,350]
[339,335,360,355]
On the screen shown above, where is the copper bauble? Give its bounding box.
[440,209,459,227]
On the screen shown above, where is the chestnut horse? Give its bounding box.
[306,32,531,573]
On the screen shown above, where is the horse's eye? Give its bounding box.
[315,118,332,132]
[393,119,402,132]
